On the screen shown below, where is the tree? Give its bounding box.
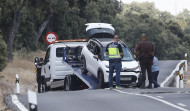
[0,34,7,71]
[0,0,27,61]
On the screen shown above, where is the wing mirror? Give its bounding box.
[34,57,39,66]
[93,55,99,61]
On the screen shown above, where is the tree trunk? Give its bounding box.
[5,0,27,61]
[34,12,54,46]
[5,9,22,61]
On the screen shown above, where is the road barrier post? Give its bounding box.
[185,53,188,72]
[28,90,37,111]
[180,64,184,88]
[16,74,20,94]
[176,70,179,88]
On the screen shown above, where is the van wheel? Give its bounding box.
[64,76,72,91]
[98,71,105,89]
[81,56,88,74]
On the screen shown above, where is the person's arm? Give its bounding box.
[106,44,109,55]
[134,44,139,59]
[151,43,154,61]
[118,44,123,57]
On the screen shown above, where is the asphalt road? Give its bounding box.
[36,88,190,111]
[5,60,190,111]
[158,60,181,86]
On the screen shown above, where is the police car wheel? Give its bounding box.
[81,56,88,74]
[98,71,104,89]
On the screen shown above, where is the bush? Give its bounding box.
[0,35,7,71]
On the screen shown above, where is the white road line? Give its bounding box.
[156,96,164,99]
[113,89,189,111]
[178,103,187,107]
[11,95,29,111]
[161,60,185,87]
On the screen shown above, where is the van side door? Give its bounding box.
[43,48,51,79]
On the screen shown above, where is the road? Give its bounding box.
[158,60,181,87]
[35,88,190,111]
[4,60,190,111]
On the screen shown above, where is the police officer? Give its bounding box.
[134,34,154,89]
[106,35,123,89]
[35,58,43,93]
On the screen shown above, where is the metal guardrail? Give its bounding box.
[160,53,188,88]
[175,53,188,88]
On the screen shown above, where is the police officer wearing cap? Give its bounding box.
[106,35,123,89]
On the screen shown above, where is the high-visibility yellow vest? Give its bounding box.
[108,45,121,59]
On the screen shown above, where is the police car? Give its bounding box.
[81,23,141,88]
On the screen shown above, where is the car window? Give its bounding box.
[87,41,92,50]
[103,47,134,61]
[87,41,96,53]
[94,45,101,58]
[56,47,64,57]
[44,48,50,63]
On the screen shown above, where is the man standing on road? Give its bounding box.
[106,35,123,89]
[134,34,154,89]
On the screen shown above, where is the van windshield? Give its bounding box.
[103,47,134,61]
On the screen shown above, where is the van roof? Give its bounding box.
[49,42,87,48]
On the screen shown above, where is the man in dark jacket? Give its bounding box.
[134,34,154,89]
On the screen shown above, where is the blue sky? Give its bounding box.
[120,0,190,15]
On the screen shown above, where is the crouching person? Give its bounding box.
[152,56,160,88]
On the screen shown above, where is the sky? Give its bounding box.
[120,0,190,15]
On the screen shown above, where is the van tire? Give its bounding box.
[98,71,105,89]
[64,77,71,91]
[81,56,88,74]
[64,75,78,91]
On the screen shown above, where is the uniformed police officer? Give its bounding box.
[35,58,43,93]
[106,35,123,89]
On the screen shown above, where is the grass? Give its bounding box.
[1,49,45,85]
[0,49,45,110]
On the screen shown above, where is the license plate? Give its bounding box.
[120,77,132,81]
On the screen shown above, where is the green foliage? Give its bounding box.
[0,35,7,71]
[113,2,189,60]
[1,0,190,60]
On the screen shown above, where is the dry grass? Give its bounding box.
[0,50,45,111]
[1,50,45,87]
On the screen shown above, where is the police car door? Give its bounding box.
[90,43,100,76]
[43,48,51,79]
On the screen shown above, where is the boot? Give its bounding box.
[140,82,145,89]
[146,84,152,89]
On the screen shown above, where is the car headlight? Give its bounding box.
[105,65,109,68]
[122,66,139,71]
[131,66,139,70]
